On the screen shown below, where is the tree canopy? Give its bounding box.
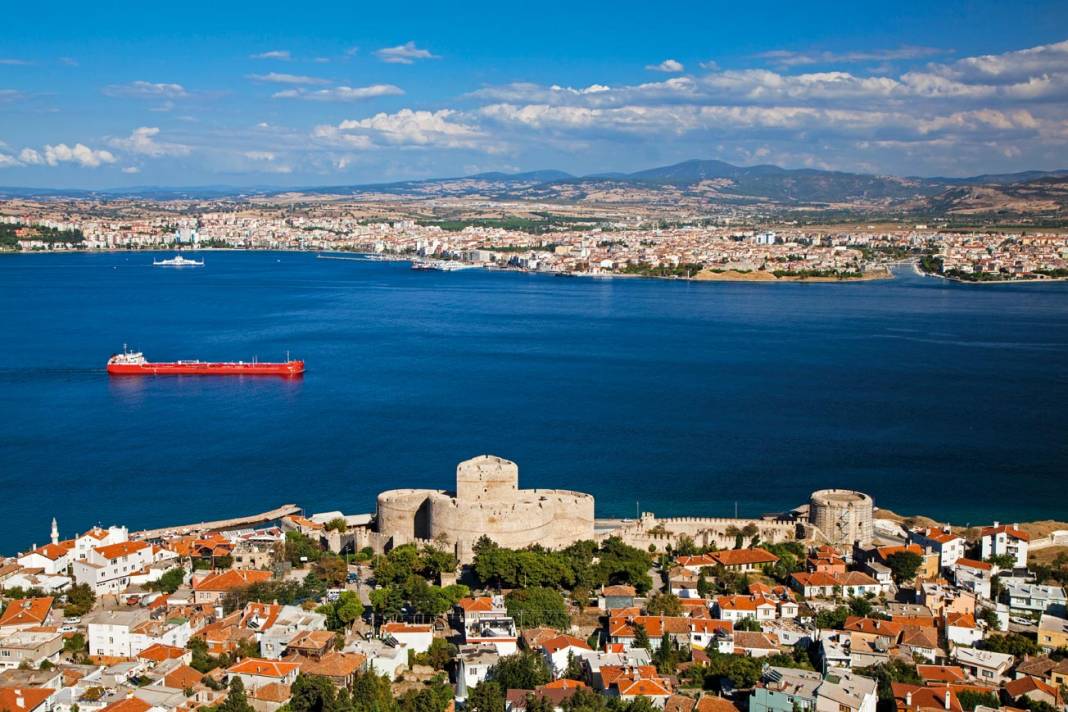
[505,587,570,629]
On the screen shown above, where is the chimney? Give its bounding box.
[15,691,25,709]
[905,692,912,707]
[944,689,951,710]
[993,521,999,528]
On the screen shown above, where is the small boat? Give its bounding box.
[411,259,478,272]
[153,255,204,267]
[107,347,304,377]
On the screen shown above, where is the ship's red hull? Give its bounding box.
[107,360,304,377]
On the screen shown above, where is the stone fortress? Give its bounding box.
[375,454,595,563]
[807,488,875,547]
[331,455,877,561]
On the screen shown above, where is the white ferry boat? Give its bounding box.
[153,255,204,267]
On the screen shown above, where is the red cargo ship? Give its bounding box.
[107,349,304,377]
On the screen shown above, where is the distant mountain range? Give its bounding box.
[4,159,1068,218]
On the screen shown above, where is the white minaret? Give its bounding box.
[50,517,59,546]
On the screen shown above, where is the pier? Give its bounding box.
[132,503,301,539]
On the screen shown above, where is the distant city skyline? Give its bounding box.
[1,0,1067,187]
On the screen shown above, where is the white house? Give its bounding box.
[17,543,74,576]
[456,644,499,701]
[348,638,408,679]
[953,559,994,600]
[714,595,778,624]
[0,630,63,670]
[540,634,592,677]
[1,570,70,594]
[86,609,191,658]
[980,524,1029,569]
[1003,582,1068,615]
[73,526,129,561]
[73,541,157,595]
[380,622,433,654]
[909,528,966,571]
[257,605,326,659]
[226,658,300,691]
[945,613,983,648]
[954,647,1014,684]
[815,670,878,712]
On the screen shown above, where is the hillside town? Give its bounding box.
[2,202,1067,281]
[2,463,1067,712]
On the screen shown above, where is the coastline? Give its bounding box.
[912,258,1068,285]
[6,248,1067,286]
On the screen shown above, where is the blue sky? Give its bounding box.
[2,0,1067,187]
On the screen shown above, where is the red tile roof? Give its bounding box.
[0,689,54,712]
[980,525,1030,542]
[0,597,53,627]
[94,541,150,560]
[227,658,301,677]
[99,698,153,712]
[193,569,272,591]
[956,558,992,571]
[137,643,188,662]
[165,664,205,690]
[710,548,779,567]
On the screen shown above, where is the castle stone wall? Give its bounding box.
[376,456,594,563]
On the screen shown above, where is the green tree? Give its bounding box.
[466,681,505,712]
[426,637,456,671]
[561,688,610,712]
[397,679,452,712]
[983,633,1038,657]
[814,606,850,630]
[64,584,96,617]
[697,573,711,598]
[645,592,682,616]
[285,531,323,566]
[370,586,404,621]
[978,608,1001,631]
[563,652,585,681]
[986,554,1016,570]
[848,597,874,618]
[736,617,762,632]
[855,661,921,703]
[506,587,570,629]
[886,552,923,583]
[317,591,364,631]
[150,567,186,594]
[652,632,681,674]
[300,572,327,602]
[632,622,651,650]
[217,677,255,712]
[315,556,348,588]
[957,690,1000,712]
[350,670,399,712]
[63,633,87,657]
[490,651,551,691]
[289,674,337,712]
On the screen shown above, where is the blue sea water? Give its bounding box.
[1,251,1066,552]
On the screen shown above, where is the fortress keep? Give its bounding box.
[375,455,595,562]
[808,488,874,547]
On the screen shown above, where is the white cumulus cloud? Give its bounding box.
[272,84,404,102]
[374,42,439,64]
[250,50,291,60]
[248,72,331,85]
[646,59,684,73]
[103,81,188,99]
[108,127,191,157]
[43,143,117,167]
